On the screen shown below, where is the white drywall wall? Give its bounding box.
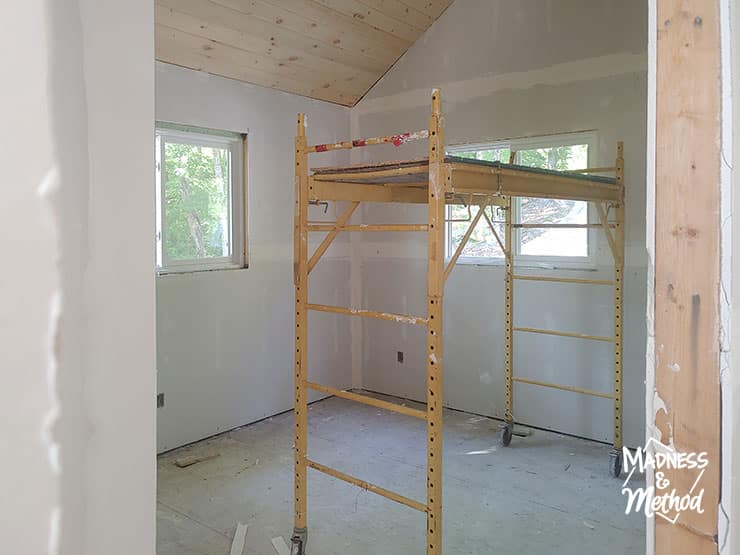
[1,3,60,553]
[155,63,354,451]
[1,1,156,554]
[351,0,648,446]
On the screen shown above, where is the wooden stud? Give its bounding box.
[293,114,308,538]
[655,4,721,550]
[426,89,444,555]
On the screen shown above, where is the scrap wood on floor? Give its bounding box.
[173,452,220,468]
[229,523,247,555]
[271,536,291,555]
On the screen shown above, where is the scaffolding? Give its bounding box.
[291,89,624,555]
[501,143,625,480]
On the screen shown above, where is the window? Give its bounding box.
[447,132,595,265]
[155,123,246,273]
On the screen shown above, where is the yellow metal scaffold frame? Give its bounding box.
[291,89,624,555]
[501,143,625,480]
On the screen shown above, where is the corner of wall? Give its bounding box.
[349,110,364,389]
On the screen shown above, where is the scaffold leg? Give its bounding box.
[608,450,622,478]
[503,196,514,447]
[501,422,514,447]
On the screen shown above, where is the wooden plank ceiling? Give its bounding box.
[155,0,454,106]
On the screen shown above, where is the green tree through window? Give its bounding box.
[163,142,230,260]
[155,125,245,272]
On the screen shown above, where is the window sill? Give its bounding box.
[156,263,248,276]
[447,257,598,272]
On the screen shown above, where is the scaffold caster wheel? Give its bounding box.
[609,451,622,478]
[290,536,305,555]
[501,423,513,447]
[291,528,307,555]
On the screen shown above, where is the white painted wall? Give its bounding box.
[1,3,60,553]
[155,63,354,451]
[351,0,648,446]
[1,1,156,554]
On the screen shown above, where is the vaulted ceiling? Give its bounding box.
[155,0,454,106]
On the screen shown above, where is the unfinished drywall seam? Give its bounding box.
[1,3,68,552]
[645,1,657,553]
[46,1,94,551]
[356,53,647,116]
[349,112,363,388]
[718,0,734,552]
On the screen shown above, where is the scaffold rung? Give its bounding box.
[306,459,427,513]
[306,382,427,420]
[512,275,615,286]
[307,224,427,232]
[307,303,428,326]
[513,326,614,342]
[512,223,613,229]
[512,376,614,399]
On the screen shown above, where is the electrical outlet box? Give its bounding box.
[397,351,404,363]
[157,393,164,408]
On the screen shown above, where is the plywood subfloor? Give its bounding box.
[157,394,645,554]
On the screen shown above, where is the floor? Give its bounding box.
[157,394,645,555]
